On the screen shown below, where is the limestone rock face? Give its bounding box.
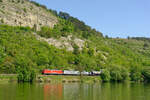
[34,33,85,51]
[0,0,58,30]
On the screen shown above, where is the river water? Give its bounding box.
[0,82,150,100]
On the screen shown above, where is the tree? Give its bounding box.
[101,69,111,82]
[130,66,143,82]
[33,24,37,31]
[105,35,109,39]
[127,36,130,39]
[110,66,123,81]
[38,26,52,38]
[17,67,36,82]
[142,67,150,82]
[73,44,80,55]
[59,12,70,20]
[37,53,49,66]
[88,48,94,56]
[143,43,149,48]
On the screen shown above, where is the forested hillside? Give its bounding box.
[0,0,150,82]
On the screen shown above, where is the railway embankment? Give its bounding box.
[0,74,101,83]
[37,75,102,83]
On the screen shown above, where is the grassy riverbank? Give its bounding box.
[0,74,101,83]
[0,74,17,83]
[37,75,101,83]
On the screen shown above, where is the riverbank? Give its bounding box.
[0,74,101,83]
[0,74,17,83]
[37,75,101,83]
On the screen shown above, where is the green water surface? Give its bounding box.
[0,82,150,100]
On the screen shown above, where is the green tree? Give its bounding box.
[101,69,111,82]
[130,66,143,82]
[142,67,150,82]
[73,44,80,55]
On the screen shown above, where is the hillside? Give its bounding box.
[0,0,150,82]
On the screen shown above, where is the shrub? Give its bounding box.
[130,71,143,82]
[38,26,52,38]
[130,67,143,82]
[110,66,123,81]
[21,0,24,4]
[17,67,36,82]
[1,19,4,23]
[17,0,20,3]
[121,67,130,80]
[142,67,150,82]
[110,66,129,81]
[101,69,111,82]
[23,8,27,13]
[73,44,80,55]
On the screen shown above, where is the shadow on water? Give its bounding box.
[0,82,150,100]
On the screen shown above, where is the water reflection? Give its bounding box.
[42,83,150,100]
[0,82,150,100]
[44,84,63,100]
[63,83,102,100]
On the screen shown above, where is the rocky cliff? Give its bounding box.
[0,0,58,30]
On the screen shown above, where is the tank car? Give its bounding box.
[63,70,80,75]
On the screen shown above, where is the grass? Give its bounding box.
[0,74,101,83]
[0,74,17,83]
[37,75,102,83]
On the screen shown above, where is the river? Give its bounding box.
[0,82,150,100]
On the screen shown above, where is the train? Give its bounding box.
[42,69,102,76]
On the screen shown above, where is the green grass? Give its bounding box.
[37,75,101,83]
[0,74,17,83]
[0,74,101,83]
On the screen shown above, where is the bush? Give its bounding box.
[110,66,122,81]
[37,19,74,38]
[73,44,80,55]
[23,8,27,13]
[130,71,143,82]
[17,0,20,3]
[121,67,130,80]
[38,26,56,38]
[17,67,36,82]
[142,67,150,82]
[101,69,111,82]
[1,19,4,23]
[130,67,143,82]
[110,66,129,82]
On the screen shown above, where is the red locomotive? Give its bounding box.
[42,69,63,75]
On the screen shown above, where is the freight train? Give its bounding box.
[42,69,102,76]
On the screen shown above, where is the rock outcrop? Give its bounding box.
[0,0,58,30]
[34,33,85,51]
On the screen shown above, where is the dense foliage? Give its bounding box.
[37,19,74,38]
[0,25,150,82]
